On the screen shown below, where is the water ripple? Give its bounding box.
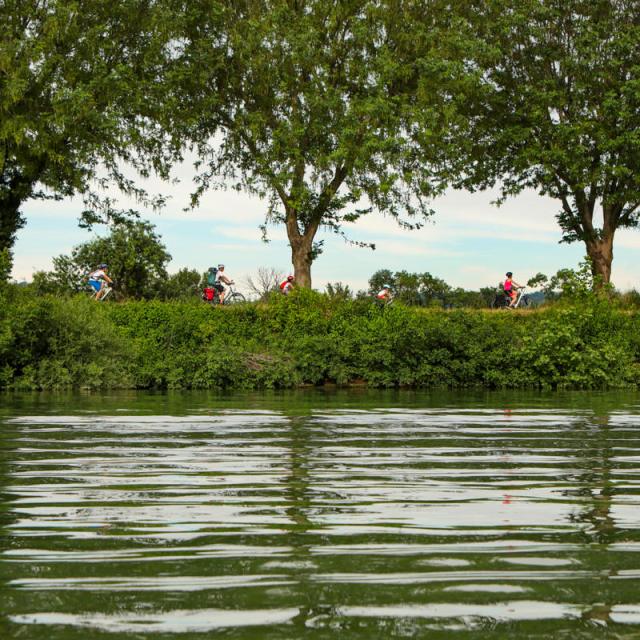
[2,403,640,637]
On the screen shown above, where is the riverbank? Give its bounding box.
[1,287,637,390]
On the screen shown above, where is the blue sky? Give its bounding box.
[11,166,640,292]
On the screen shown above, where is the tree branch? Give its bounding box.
[304,163,350,240]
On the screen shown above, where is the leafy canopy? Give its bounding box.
[173,0,461,283]
[452,0,640,277]
[0,0,181,249]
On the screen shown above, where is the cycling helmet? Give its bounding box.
[98,263,108,269]
[382,284,391,289]
[506,272,512,277]
[217,263,225,269]
[287,275,294,281]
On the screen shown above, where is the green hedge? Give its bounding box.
[1,286,638,390]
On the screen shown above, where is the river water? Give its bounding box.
[2,390,640,639]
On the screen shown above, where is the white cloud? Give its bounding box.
[434,189,560,232]
[373,239,462,257]
[615,231,640,250]
[215,226,287,243]
[11,254,54,280]
[457,264,503,286]
[611,266,637,291]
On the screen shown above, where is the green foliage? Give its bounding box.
[516,298,635,389]
[0,0,180,251]
[368,270,395,295]
[172,0,459,285]
[34,221,171,299]
[0,289,132,389]
[539,258,616,303]
[32,254,86,296]
[527,273,549,289]
[160,268,201,301]
[2,292,639,391]
[325,282,354,302]
[618,289,640,309]
[74,221,171,299]
[369,269,450,306]
[368,269,491,308]
[545,263,594,301]
[453,0,640,282]
[0,249,12,284]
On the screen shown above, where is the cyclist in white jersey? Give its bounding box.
[215,264,234,304]
[376,284,392,303]
[88,264,113,300]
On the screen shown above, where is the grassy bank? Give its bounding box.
[1,287,638,390]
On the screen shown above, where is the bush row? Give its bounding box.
[1,286,638,390]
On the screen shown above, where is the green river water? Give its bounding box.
[2,390,640,639]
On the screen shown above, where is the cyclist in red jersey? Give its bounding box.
[280,275,294,295]
[504,272,523,307]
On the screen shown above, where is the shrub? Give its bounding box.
[1,291,638,390]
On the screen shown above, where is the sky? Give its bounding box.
[11,163,640,293]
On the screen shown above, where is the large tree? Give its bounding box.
[174,0,459,287]
[456,0,640,284]
[0,0,178,252]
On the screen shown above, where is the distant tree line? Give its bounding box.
[16,218,640,308]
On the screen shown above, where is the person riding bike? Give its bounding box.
[215,264,234,304]
[87,264,113,301]
[376,284,392,303]
[279,275,294,295]
[504,272,523,308]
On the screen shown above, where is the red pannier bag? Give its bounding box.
[203,287,215,301]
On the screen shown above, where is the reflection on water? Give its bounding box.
[2,394,640,638]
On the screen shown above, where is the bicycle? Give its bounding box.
[223,284,246,305]
[202,283,246,305]
[490,286,531,309]
[89,283,113,302]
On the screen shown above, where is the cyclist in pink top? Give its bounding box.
[504,271,523,307]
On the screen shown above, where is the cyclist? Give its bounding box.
[215,264,234,304]
[88,264,113,301]
[376,284,392,303]
[504,271,523,308]
[279,275,294,295]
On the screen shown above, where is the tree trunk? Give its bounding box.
[290,235,313,288]
[0,197,26,252]
[585,234,614,286]
[284,203,317,289]
[1,169,36,251]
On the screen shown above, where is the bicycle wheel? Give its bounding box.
[225,292,246,305]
